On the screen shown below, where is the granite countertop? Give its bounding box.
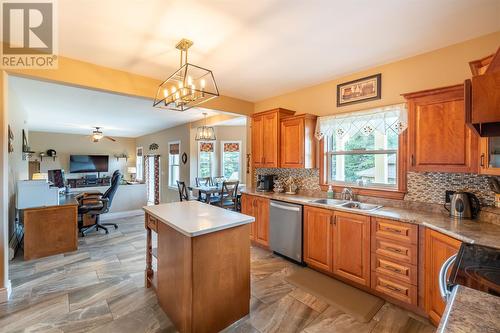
[143,201,255,237]
[437,285,500,332]
[241,189,500,249]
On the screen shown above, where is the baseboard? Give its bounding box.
[0,281,12,304]
[100,209,143,221]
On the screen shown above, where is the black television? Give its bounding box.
[69,155,109,173]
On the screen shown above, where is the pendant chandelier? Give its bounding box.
[153,39,219,111]
[195,113,216,141]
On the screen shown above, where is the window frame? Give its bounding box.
[319,131,407,200]
[221,140,242,182]
[197,141,215,178]
[168,140,181,189]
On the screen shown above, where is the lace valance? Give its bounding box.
[314,103,408,140]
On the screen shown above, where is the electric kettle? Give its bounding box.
[445,191,481,219]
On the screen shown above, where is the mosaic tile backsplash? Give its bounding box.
[255,168,496,206]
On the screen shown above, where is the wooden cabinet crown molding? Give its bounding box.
[251,108,296,118]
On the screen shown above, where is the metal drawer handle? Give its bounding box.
[439,254,457,302]
[385,246,403,253]
[270,202,301,212]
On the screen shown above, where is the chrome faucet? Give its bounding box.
[340,187,355,201]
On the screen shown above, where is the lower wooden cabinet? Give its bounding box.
[241,194,269,247]
[424,228,461,326]
[303,206,333,272]
[304,207,370,286]
[332,211,371,286]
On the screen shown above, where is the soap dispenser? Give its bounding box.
[327,185,334,199]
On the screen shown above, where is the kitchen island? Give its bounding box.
[143,201,255,333]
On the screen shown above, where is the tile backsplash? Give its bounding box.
[255,168,496,206]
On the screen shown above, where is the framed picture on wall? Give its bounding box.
[337,73,381,107]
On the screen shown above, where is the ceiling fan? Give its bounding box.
[90,127,116,142]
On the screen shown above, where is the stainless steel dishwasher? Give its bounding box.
[269,200,303,263]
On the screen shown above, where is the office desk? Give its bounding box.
[22,194,79,260]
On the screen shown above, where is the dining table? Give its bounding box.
[189,183,246,203]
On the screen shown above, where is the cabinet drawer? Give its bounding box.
[373,218,417,244]
[147,215,158,232]
[371,254,417,285]
[372,238,417,265]
[372,272,417,305]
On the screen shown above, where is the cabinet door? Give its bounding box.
[332,211,371,286]
[241,195,256,241]
[255,197,270,246]
[424,228,461,326]
[304,206,333,272]
[479,137,500,175]
[262,112,279,167]
[281,117,304,168]
[407,85,478,173]
[252,116,264,167]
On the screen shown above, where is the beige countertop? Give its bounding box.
[143,201,254,237]
[241,189,500,249]
[437,285,500,333]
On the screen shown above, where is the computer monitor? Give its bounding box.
[48,169,65,188]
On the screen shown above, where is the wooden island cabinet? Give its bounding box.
[144,201,254,333]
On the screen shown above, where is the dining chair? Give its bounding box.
[195,177,212,186]
[176,181,195,202]
[215,180,239,210]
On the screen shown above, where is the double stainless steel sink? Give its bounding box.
[309,198,382,212]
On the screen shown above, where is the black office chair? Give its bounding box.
[77,170,121,236]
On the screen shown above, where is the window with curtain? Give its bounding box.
[316,104,407,189]
[222,141,241,181]
[136,147,144,181]
[198,142,214,178]
[168,141,180,188]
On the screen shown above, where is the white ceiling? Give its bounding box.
[56,0,500,101]
[9,76,222,137]
[214,117,247,127]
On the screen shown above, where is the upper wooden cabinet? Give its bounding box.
[252,108,295,168]
[280,114,318,168]
[403,84,479,173]
[479,137,500,175]
[332,211,371,287]
[424,228,461,326]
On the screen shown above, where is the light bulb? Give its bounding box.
[201,79,206,89]
[163,89,168,98]
[187,76,193,85]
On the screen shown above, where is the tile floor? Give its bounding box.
[0,215,436,333]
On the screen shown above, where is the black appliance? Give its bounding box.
[440,243,500,302]
[70,155,109,173]
[256,175,276,192]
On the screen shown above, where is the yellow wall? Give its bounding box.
[255,31,500,115]
[5,54,254,116]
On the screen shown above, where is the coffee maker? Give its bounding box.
[256,175,276,192]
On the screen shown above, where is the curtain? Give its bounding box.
[199,142,214,152]
[223,142,240,152]
[145,155,160,205]
[315,103,408,140]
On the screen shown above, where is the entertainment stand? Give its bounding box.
[67,177,111,188]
